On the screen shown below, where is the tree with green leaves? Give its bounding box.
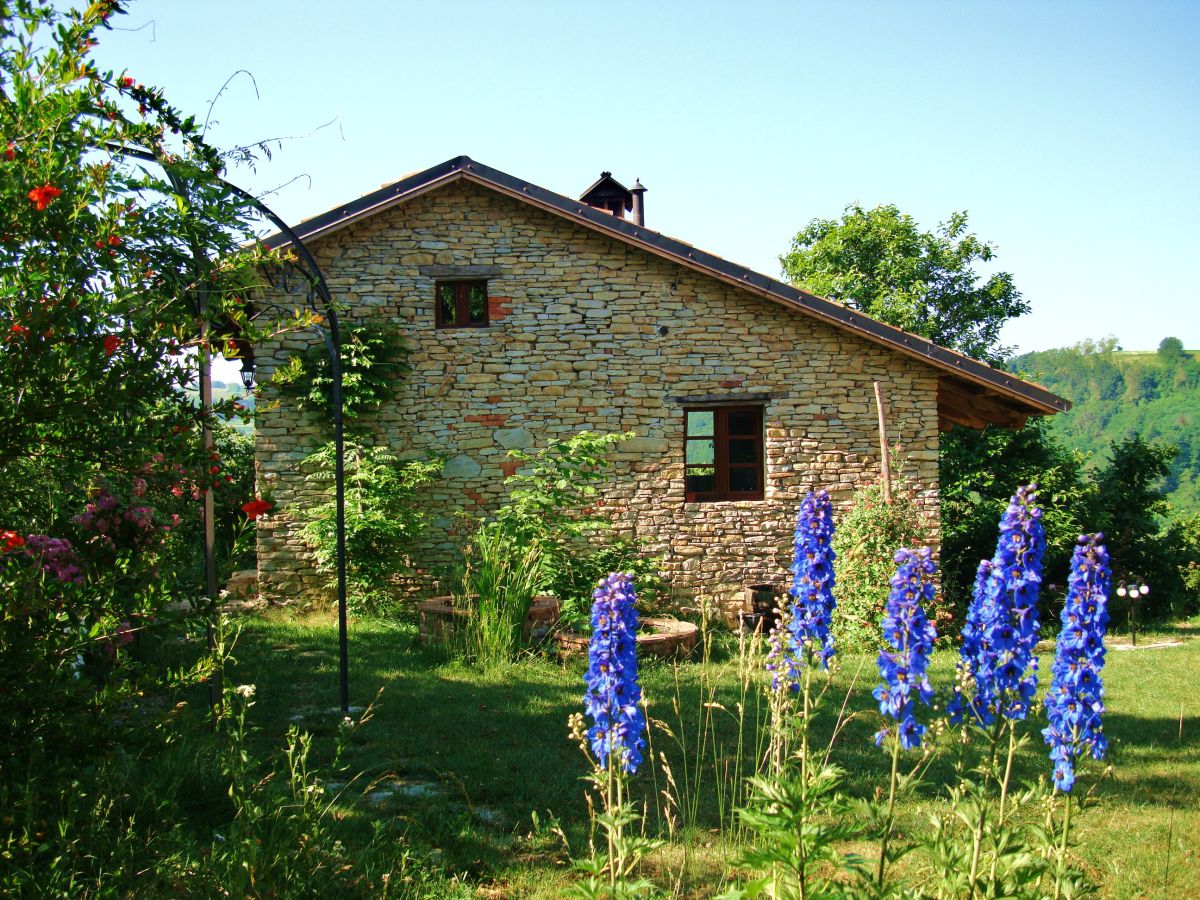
[0,0,278,755]
[781,204,1029,365]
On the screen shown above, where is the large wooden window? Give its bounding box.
[684,406,764,502]
[435,280,488,328]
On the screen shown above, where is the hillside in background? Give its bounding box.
[1012,337,1200,515]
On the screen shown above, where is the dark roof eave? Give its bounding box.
[260,156,1070,419]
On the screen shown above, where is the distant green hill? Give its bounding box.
[1012,338,1200,515]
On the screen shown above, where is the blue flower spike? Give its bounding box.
[787,490,838,672]
[873,547,939,749]
[1043,534,1111,792]
[949,484,1046,727]
[583,572,647,774]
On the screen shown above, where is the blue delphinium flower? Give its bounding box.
[787,490,837,670]
[584,572,647,773]
[1043,534,1111,792]
[873,548,939,749]
[949,484,1046,726]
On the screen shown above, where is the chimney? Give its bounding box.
[580,172,637,221]
[630,179,646,227]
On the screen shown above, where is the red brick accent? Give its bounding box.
[577,406,597,414]
[719,379,744,389]
[812,413,831,421]
[465,490,485,507]
[488,295,513,321]
[499,460,522,478]
[486,395,504,405]
[464,414,508,426]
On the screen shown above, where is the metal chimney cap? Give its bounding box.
[631,178,647,193]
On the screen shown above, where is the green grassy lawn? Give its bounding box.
[229,611,1200,898]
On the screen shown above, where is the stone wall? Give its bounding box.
[255,181,941,617]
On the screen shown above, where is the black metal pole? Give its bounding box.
[313,320,349,714]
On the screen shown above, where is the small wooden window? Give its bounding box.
[684,405,764,502]
[435,280,488,328]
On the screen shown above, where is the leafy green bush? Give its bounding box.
[300,441,442,616]
[271,323,410,429]
[492,430,663,629]
[831,477,945,649]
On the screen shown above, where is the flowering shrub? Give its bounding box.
[23,534,83,584]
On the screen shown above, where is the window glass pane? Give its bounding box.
[686,410,714,437]
[468,284,487,323]
[729,467,759,493]
[686,439,715,465]
[728,409,759,436]
[438,284,457,325]
[729,438,757,464]
[686,471,716,494]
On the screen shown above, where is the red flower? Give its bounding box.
[9,324,29,340]
[4,143,14,162]
[103,334,121,356]
[27,184,63,211]
[120,76,134,87]
[2,530,25,552]
[107,234,121,246]
[241,499,273,521]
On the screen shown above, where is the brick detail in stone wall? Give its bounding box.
[254,180,942,619]
[488,294,513,321]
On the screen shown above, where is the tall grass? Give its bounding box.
[644,609,772,888]
[460,526,544,667]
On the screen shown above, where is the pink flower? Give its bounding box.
[132,477,147,497]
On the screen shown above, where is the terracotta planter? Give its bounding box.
[555,617,699,660]
[417,594,561,643]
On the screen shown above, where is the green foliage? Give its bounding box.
[940,421,1095,616]
[271,322,411,430]
[1167,513,1200,600]
[459,526,545,666]
[1093,435,1182,617]
[300,441,442,616]
[831,477,946,649]
[781,204,1029,364]
[1158,336,1186,361]
[718,765,866,898]
[0,0,281,767]
[492,430,663,625]
[1012,338,1200,515]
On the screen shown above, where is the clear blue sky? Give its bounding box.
[94,0,1199,357]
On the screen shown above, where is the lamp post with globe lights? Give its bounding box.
[1115,580,1150,646]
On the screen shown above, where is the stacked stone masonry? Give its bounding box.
[255,181,941,619]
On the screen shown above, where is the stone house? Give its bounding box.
[253,156,1068,614]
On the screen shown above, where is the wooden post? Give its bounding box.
[873,381,892,504]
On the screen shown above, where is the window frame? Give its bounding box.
[683,405,765,503]
[435,279,489,329]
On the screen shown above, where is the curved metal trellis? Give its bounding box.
[113,145,351,714]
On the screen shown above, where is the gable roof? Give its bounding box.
[261,155,1069,429]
